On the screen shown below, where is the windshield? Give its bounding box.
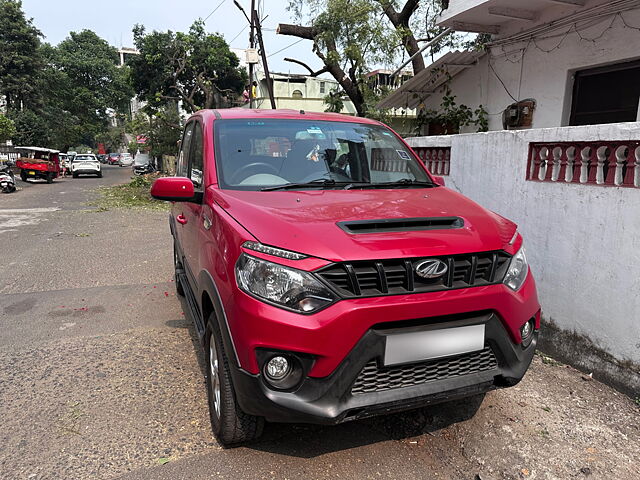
[134,154,150,165]
[76,155,96,161]
[214,119,431,190]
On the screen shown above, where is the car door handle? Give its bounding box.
[176,214,188,225]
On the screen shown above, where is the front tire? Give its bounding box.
[97,172,102,178]
[20,171,27,182]
[46,172,54,184]
[205,315,264,447]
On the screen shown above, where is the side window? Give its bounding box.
[190,122,204,190]
[177,123,194,177]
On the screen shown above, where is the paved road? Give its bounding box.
[1,168,638,480]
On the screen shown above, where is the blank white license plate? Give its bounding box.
[384,324,485,366]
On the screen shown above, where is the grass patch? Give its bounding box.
[90,175,169,211]
[535,351,562,367]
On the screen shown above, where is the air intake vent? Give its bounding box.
[338,217,464,234]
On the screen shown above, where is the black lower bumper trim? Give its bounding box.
[230,312,537,425]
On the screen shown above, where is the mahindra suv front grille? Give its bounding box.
[316,251,511,298]
[351,347,498,395]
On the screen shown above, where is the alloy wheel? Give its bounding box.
[209,333,221,418]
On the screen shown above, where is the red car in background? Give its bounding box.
[107,152,120,165]
[151,109,540,447]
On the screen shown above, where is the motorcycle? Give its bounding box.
[0,164,17,193]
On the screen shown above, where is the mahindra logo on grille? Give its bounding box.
[414,259,448,279]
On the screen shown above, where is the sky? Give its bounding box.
[20,0,324,75]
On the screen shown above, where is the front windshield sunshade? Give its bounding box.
[214,119,432,190]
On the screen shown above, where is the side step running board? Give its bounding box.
[177,271,206,341]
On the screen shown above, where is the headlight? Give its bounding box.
[503,246,528,291]
[235,253,336,313]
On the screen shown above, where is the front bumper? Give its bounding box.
[230,311,538,424]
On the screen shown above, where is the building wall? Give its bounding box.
[253,75,357,114]
[423,7,640,132]
[407,123,640,395]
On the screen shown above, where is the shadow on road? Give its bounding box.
[171,296,485,459]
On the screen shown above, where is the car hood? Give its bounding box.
[215,187,517,262]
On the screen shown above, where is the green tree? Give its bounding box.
[41,30,133,148]
[0,0,43,111]
[280,0,393,116]
[323,91,344,113]
[96,126,125,152]
[129,20,246,113]
[0,114,16,143]
[9,109,51,146]
[126,103,182,160]
[280,0,474,116]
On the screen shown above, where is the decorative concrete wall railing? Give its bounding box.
[527,142,640,187]
[405,124,640,397]
[411,147,451,176]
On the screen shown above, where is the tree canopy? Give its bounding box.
[40,30,133,148]
[129,20,246,113]
[280,0,474,117]
[126,104,182,159]
[0,114,16,143]
[0,0,43,112]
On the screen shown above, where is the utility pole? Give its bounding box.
[235,0,275,109]
[248,0,256,109]
[253,9,276,109]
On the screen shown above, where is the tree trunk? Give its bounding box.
[277,23,366,116]
[377,0,425,74]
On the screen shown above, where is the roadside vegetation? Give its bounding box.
[91,174,169,211]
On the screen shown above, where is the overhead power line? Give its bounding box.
[229,24,248,44]
[204,0,226,22]
[267,38,304,58]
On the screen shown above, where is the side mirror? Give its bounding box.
[433,175,446,186]
[150,177,195,202]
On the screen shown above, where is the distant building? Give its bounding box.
[116,47,146,117]
[380,0,640,133]
[366,69,418,136]
[251,72,357,115]
[366,69,413,94]
[117,47,139,67]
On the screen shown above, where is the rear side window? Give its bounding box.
[190,122,204,190]
[177,123,194,177]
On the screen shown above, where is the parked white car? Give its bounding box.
[118,153,134,167]
[72,154,102,178]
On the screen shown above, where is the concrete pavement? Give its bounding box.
[1,166,638,480]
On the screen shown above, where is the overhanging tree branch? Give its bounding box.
[278,23,366,116]
[283,57,329,77]
[375,0,425,74]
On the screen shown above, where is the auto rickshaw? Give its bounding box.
[15,147,61,184]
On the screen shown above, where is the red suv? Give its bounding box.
[151,109,540,447]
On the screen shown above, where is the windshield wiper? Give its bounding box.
[261,178,349,192]
[345,179,436,190]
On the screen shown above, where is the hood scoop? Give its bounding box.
[338,217,464,234]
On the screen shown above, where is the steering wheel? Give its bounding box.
[229,162,279,185]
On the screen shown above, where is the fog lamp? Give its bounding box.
[520,319,534,347]
[265,356,290,380]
